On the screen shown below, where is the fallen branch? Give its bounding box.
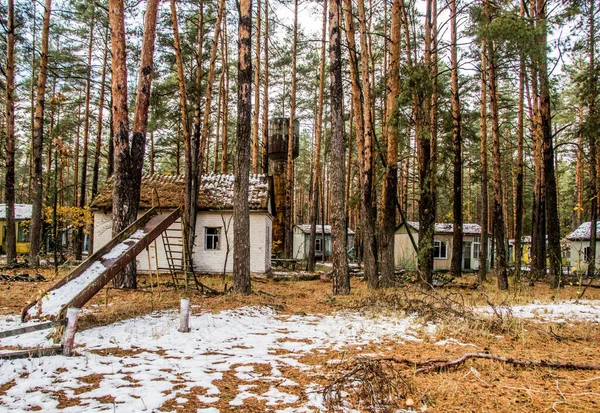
[380,353,600,373]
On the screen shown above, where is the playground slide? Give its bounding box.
[22,207,181,322]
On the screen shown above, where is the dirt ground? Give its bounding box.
[1,264,600,412]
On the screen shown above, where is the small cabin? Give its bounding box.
[91,174,273,275]
[292,224,355,261]
[567,221,600,272]
[394,222,489,271]
[0,204,32,255]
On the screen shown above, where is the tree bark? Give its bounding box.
[308,0,328,273]
[261,0,269,175]
[486,17,508,290]
[233,0,253,294]
[29,0,52,266]
[109,0,160,288]
[284,0,299,259]
[380,0,401,286]
[514,0,526,283]
[329,0,349,295]
[221,17,230,174]
[478,39,488,283]
[535,0,561,287]
[4,0,17,264]
[252,0,262,173]
[418,0,436,286]
[91,27,109,201]
[170,0,197,263]
[357,0,378,289]
[450,0,462,278]
[200,0,226,178]
[586,0,597,280]
[75,7,96,260]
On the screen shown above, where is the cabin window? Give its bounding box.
[434,240,447,259]
[205,227,221,250]
[584,246,591,263]
[17,222,30,243]
[315,238,322,252]
[473,237,481,259]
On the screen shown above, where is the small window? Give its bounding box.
[473,242,481,259]
[584,246,591,263]
[205,227,221,250]
[434,240,447,259]
[315,238,322,252]
[17,222,30,243]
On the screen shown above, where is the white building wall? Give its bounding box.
[93,210,272,274]
[394,231,418,269]
[569,240,600,272]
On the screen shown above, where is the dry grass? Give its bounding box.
[1,266,600,412]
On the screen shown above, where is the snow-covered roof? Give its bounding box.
[567,222,600,241]
[91,174,270,211]
[0,204,33,220]
[295,224,355,235]
[405,221,482,235]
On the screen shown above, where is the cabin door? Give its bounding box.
[462,242,472,270]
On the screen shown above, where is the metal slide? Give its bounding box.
[21,207,181,322]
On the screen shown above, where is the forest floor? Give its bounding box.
[0,264,599,412]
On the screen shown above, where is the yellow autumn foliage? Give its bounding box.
[42,205,93,234]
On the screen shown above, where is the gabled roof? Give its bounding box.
[0,204,33,220]
[294,224,355,235]
[404,221,482,235]
[567,222,600,241]
[91,174,269,211]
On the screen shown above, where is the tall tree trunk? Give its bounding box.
[4,0,17,264]
[487,23,508,290]
[357,0,378,289]
[200,0,226,177]
[171,0,201,261]
[514,0,526,283]
[329,0,349,295]
[586,0,597,280]
[109,0,160,288]
[380,0,400,286]
[450,0,462,278]
[29,0,52,266]
[214,71,224,173]
[308,0,328,273]
[343,0,365,265]
[221,18,230,174]
[252,0,262,173]
[261,0,269,174]
[91,27,109,201]
[233,0,253,294]
[573,107,583,230]
[418,0,436,286]
[284,0,299,259]
[75,7,96,260]
[89,26,109,255]
[535,0,561,288]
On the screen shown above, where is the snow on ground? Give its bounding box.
[0,307,425,412]
[2,301,599,411]
[477,300,600,323]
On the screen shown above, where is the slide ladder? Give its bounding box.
[21,207,181,322]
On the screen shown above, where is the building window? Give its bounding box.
[434,240,447,259]
[315,238,322,252]
[17,222,30,243]
[473,237,481,259]
[584,246,591,263]
[205,227,221,250]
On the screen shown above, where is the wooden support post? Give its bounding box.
[179,298,190,332]
[62,307,80,356]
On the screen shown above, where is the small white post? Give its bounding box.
[62,307,81,356]
[179,298,190,332]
